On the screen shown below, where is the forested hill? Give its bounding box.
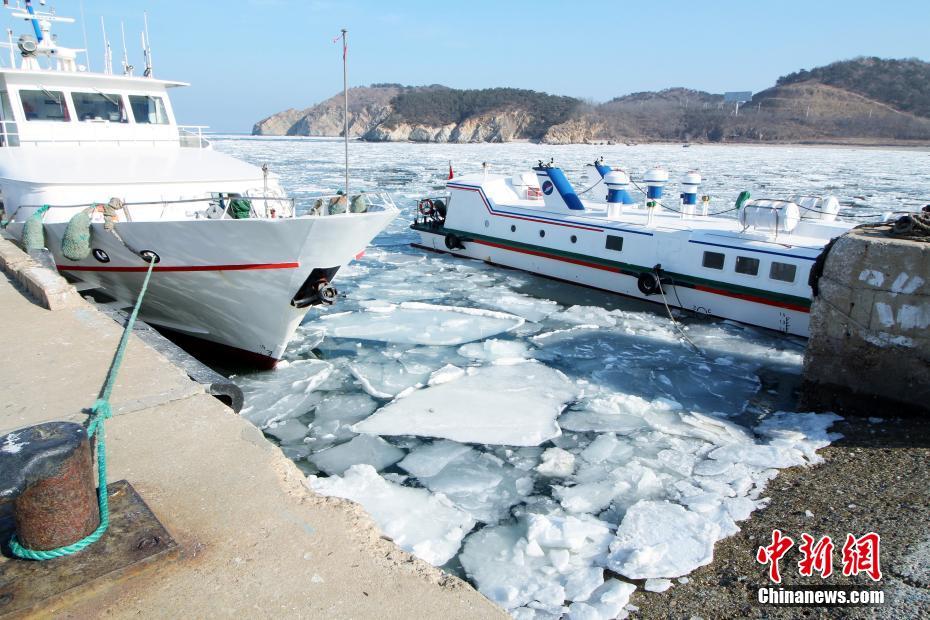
[777,57,930,119]
[253,57,930,145]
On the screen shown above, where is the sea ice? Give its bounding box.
[460,510,614,615]
[607,500,720,579]
[644,578,673,592]
[457,339,531,365]
[237,359,333,428]
[319,301,524,346]
[306,464,475,566]
[400,441,533,523]
[536,447,575,478]
[469,288,561,322]
[354,363,576,446]
[309,434,405,475]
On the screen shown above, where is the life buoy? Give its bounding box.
[444,233,464,251]
[637,271,662,296]
[418,198,435,216]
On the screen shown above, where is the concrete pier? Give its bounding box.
[803,226,930,415]
[0,238,503,619]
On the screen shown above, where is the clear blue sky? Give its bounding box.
[43,0,930,132]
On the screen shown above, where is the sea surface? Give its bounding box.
[212,137,928,618]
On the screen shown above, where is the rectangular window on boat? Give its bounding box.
[770,261,797,283]
[735,256,760,275]
[129,95,169,125]
[19,89,70,122]
[605,235,623,251]
[702,251,725,270]
[72,92,128,123]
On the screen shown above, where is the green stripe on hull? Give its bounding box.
[412,222,812,311]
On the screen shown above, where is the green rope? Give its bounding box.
[9,256,157,560]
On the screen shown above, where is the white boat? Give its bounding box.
[0,3,397,367]
[413,160,856,337]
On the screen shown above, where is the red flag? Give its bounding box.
[448,161,454,180]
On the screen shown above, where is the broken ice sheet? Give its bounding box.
[399,440,533,523]
[319,302,524,346]
[468,287,561,322]
[457,339,530,365]
[354,362,576,446]
[309,434,405,476]
[237,359,333,428]
[607,499,719,579]
[459,509,615,615]
[307,464,475,566]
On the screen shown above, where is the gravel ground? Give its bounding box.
[626,414,930,620]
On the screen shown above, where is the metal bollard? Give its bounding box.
[1,421,100,552]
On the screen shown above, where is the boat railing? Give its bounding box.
[413,194,450,227]
[178,126,211,149]
[14,192,397,222]
[302,192,397,217]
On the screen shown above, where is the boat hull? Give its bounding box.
[41,212,395,364]
[413,227,811,337]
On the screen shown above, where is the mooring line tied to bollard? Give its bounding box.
[9,255,157,561]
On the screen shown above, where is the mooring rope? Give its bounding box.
[9,255,157,560]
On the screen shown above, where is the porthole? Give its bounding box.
[484,219,490,228]
[510,225,516,233]
[539,229,546,238]
[92,248,110,263]
[570,235,577,244]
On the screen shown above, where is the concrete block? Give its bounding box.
[0,238,30,272]
[804,228,930,415]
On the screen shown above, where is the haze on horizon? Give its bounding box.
[40,0,930,132]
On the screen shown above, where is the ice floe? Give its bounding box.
[320,301,524,346]
[238,359,333,428]
[354,362,576,446]
[309,434,405,475]
[460,510,616,616]
[399,440,534,523]
[306,464,475,565]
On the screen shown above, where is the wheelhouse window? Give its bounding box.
[605,235,623,251]
[72,92,128,122]
[129,95,169,125]
[20,89,70,121]
[770,261,797,283]
[735,256,760,276]
[702,251,725,270]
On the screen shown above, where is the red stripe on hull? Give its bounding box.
[57,262,300,273]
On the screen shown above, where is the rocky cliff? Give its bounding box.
[252,58,930,144]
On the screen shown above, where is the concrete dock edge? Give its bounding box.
[0,238,503,619]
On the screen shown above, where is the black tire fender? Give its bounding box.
[637,271,662,296]
[444,233,464,251]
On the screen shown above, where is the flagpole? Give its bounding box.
[341,28,349,197]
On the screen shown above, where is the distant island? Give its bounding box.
[253,58,930,145]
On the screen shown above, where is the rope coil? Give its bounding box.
[9,256,156,560]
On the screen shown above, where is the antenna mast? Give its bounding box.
[142,11,153,76]
[79,0,91,71]
[100,17,112,75]
[119,20,132,76]
[341,28,349,197]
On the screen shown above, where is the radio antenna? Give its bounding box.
[100,17,112,75]
[142,10,153,76]
[79,0,91,71]
[119,20,132,76]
